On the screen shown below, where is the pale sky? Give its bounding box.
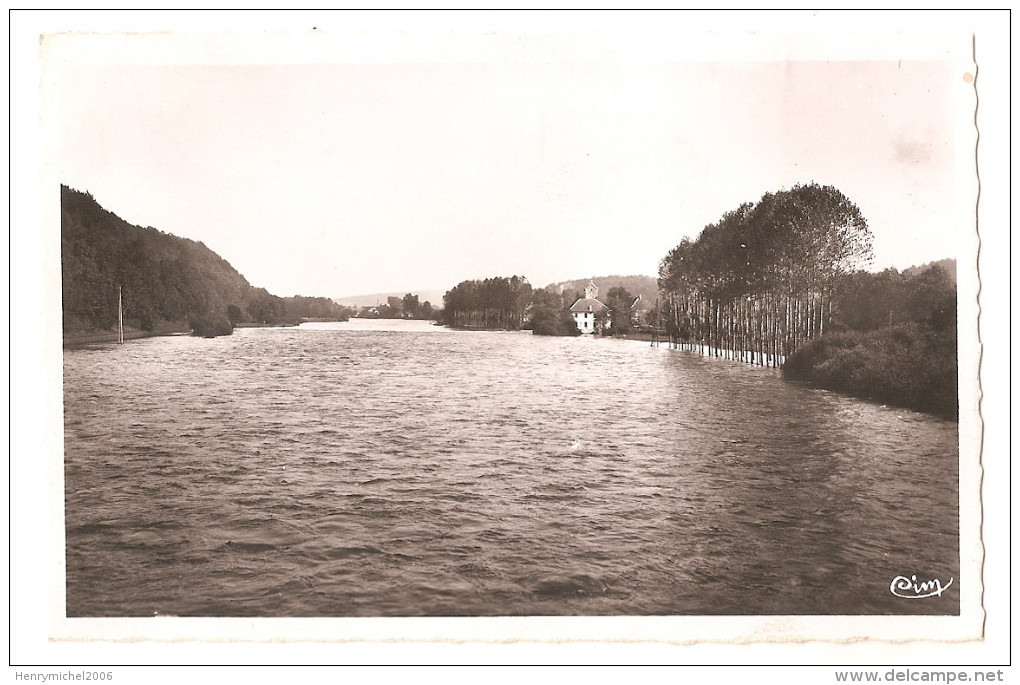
[49,26,975,299]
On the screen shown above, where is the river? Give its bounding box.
[63,319,959,616]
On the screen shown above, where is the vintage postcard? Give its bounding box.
[10,10,1009,669]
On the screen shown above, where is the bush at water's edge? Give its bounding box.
[190,313,233,338]
[530,308,582,336]
[782,324,958,419]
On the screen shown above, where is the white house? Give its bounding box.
[569,281,609,334]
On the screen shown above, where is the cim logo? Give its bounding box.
[889,574,954,599]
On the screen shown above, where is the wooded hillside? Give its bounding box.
[545,275,658,304]
[61,185,347,335]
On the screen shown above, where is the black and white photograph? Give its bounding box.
[9,9,1011,675]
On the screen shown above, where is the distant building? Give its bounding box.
[630,293,655,327]
[569,281,610,334]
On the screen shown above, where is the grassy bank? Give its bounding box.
[62,320,191,347]
[782,324,958,419]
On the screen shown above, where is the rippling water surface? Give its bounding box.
[64,320,959,616]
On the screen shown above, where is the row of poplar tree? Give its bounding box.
[657,183,874,366]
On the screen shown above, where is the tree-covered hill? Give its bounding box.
[61,185,347,337]
[903,258,956,284]
[545,275,658,304]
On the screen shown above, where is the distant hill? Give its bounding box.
[60,185,345,335]
[903,258,956,283]
[544,275,659,303]
[334,290,446,308]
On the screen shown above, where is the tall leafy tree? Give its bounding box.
[402,293,420,319]
[605,286,635,335]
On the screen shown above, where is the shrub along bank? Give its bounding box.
[782,323,958,419]
[530,308,581,336]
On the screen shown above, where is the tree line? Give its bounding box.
[657,183,874,365]
[441,276,534,330]
[354,294,434,320]
[439,274,661,338]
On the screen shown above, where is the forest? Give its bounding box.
[60,185,349,339]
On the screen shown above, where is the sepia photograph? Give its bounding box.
[9,9,1011,674]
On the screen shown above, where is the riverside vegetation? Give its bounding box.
[782,264,957,418]
[654,182,957,418]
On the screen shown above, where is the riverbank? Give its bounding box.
[607,330,671,344]
[62,321,191,348]
[441,323,519,332]
[234,321,299,328]
[782,324,958,419]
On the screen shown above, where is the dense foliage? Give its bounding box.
[784,262,958,417]
[527,287,582,336]
[603,286,637,335]
[189,313,234,338]
[529,308,582,336]
[60,186,348,338]
[658,183,873,365]
[442,276,533,329]
[831,263,957,334]
[782,324,958,418]
[281,295,352,322]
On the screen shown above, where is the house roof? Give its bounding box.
[569,298,608,313]
[631,295,655,312]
